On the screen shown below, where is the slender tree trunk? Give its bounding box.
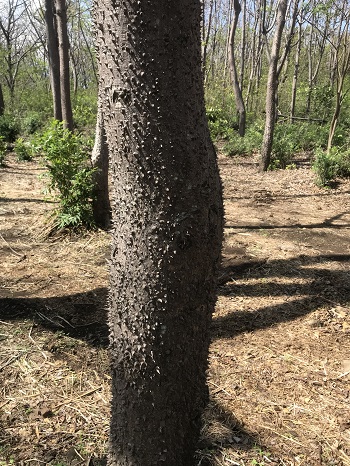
[228,0,246,136]
[91,88,111,229]
[327,39,350,151]
[306,10,329,117]
[223,0,233,86]
[55,0,73,130]
[239,0,246,91]
[94,0,223,464]
[260,0,288,172]
[245,7,260,111]
[0,82,4,116]
[327,90,342,152]
[209,12,218,82]
[290,20,301,123]
[70,51,79,96]
[45,0,62,121]
[203,0,214,76]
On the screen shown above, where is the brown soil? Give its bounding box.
[0,153,350,465]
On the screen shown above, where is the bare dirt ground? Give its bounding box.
[0,152,349,466]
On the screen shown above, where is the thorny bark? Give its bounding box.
[94,0,223,465]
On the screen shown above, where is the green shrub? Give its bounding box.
[336,152,350,178]
[73,91,97,132]
[0,136,6,166]
[37,120,96,230]
[312,147,350,186]
[14,138,33,161]
[224,122,264,156]
[270,125,298,169]
[0,115,20,142]
[22,112,43,135]
[206,106,234,140]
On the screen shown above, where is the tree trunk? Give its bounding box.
[45,0,62,121]
[245,6,260,111]
[0,82,4,116]
[327,52,350,152]
[203,0,214,77]
[228,0,246,136]
[259,0,288,172]
[239,0,246,91]
[94,0,223,465]
[91,89,111,229]
[327,5,350,151]
[55,0,73,130]
[290,20,302,123]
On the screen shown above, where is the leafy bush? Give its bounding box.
[223,120,332,168]
[22,112,43,135]
[206,106,234,140]
[270,125,299,169]
[0,115,20,142]
[270,123,331,169]
[14,138,33,161]
[0,136,6,166]
[313,147,350,186]
[73,91,98,132]
[224,122,264,156]
[37,120,96,230]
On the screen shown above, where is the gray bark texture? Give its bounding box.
[91,91,111,229]
[228,0,246,137]
[259,0,288,172]
[0,82,4,116]
[290,21,302,123]
[55,0,73,130]
[94,0,224,465]
[45,0,62,121]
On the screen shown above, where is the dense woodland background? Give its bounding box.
[0,0,350,194]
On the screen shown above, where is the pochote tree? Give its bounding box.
[94,0,224,464]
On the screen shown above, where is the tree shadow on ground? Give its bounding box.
[0,287,109,348]
[2,254,348,463]
[225,211,350,230]
[0,196,56,203]
[213,253,350,339]
[197,398,260,465]
[2,254,349,347]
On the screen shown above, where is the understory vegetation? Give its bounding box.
[0,0,350,215]
[206,86,350,184]
[0,92,97,231]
